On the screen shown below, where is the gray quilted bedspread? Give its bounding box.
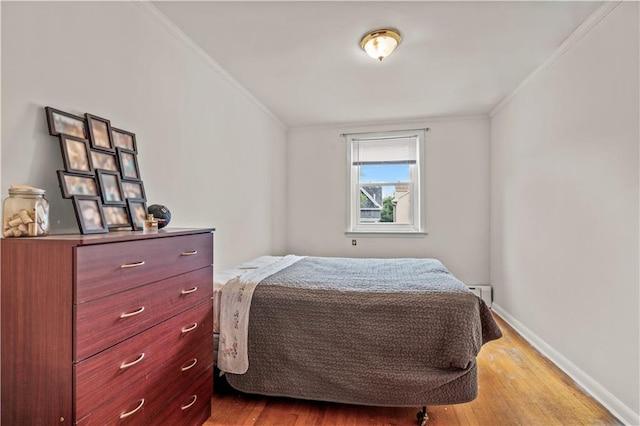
[225,256,502,406]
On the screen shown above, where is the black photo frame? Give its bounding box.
[117,148,141,181]
[57,171,99,198]
[127,199,147,231]
[85,113,115,152]
[111,127,137,153]
[46,107,149,234]
[59,135,93,175]
[121,180,146,201]
[103,205,132,229]
[97,170,125,205]
[45,107,86,139]
[72,196,108,234]
[90,150,119,172]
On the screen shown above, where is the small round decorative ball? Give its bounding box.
[147,204,171,229]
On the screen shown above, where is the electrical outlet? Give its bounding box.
[352,239,357,246]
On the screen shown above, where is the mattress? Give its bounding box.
[218,256,502,407]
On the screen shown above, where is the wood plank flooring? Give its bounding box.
[205,314,620,425]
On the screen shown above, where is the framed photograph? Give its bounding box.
[121,180,146,200]
[72,196,108,234]
[57,171,99,198]
[85,113,114,152]
[59,135,93,175]
[90,150,118,172]
[117,148,141,181]
[46,109,149,234]
[127,199,147,231]
[103,205,131,229]
[96,170,125,205]
[111,127,137,153]
[45,107,86,138]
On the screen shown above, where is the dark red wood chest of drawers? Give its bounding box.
[1,228,214,425]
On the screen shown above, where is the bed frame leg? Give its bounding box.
[416,406,428,425]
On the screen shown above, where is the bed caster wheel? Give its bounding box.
[416,407,428,426]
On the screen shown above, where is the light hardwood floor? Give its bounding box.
[206,314,620,425]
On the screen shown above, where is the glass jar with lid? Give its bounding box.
[2,185,50,237]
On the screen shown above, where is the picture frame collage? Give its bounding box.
[46,107,147,234]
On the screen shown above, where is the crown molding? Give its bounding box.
[490,1,622,118]
[289,113,489,133]
[131,0,287,130]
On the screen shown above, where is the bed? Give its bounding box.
[213,255,501,424]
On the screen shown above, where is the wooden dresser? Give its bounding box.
[1,228,214,425]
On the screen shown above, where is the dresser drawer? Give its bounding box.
[146,369,213,426]
[75,266,213,360]
[76,233,213,302]
[75,301,212,420]
[76,341,213,425]
[160,334,213,392]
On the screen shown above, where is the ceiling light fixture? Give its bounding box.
[360,29,401,61]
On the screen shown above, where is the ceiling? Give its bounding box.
[152,1,602,128]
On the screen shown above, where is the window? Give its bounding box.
[346,129,426,234]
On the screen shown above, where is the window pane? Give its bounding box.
[358,183,411,224]
[392,185,411,224]
[360,164,410,184]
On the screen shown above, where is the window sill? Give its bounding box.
[345,231,428,238]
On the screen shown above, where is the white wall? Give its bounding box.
[287,117,490,284]
[491,2,639,422]
[1,1,287,270]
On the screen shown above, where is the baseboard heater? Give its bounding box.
[468,285,492,308]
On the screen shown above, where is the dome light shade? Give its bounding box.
[360,29,401,61]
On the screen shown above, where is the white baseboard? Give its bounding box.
[492,303,639,426]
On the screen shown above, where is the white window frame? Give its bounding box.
[346,129,426,236]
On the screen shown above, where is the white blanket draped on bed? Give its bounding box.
[217,255,304,374]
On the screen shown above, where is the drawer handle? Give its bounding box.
[120,352,145,370]
[181,286,198,295]
[181,395,197,411]
[180,250,198,256]
[181,323,198,334]
[119,306,145,319]
[120,399,144,419]
[120,260,146,269]
[181,358,198,371]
